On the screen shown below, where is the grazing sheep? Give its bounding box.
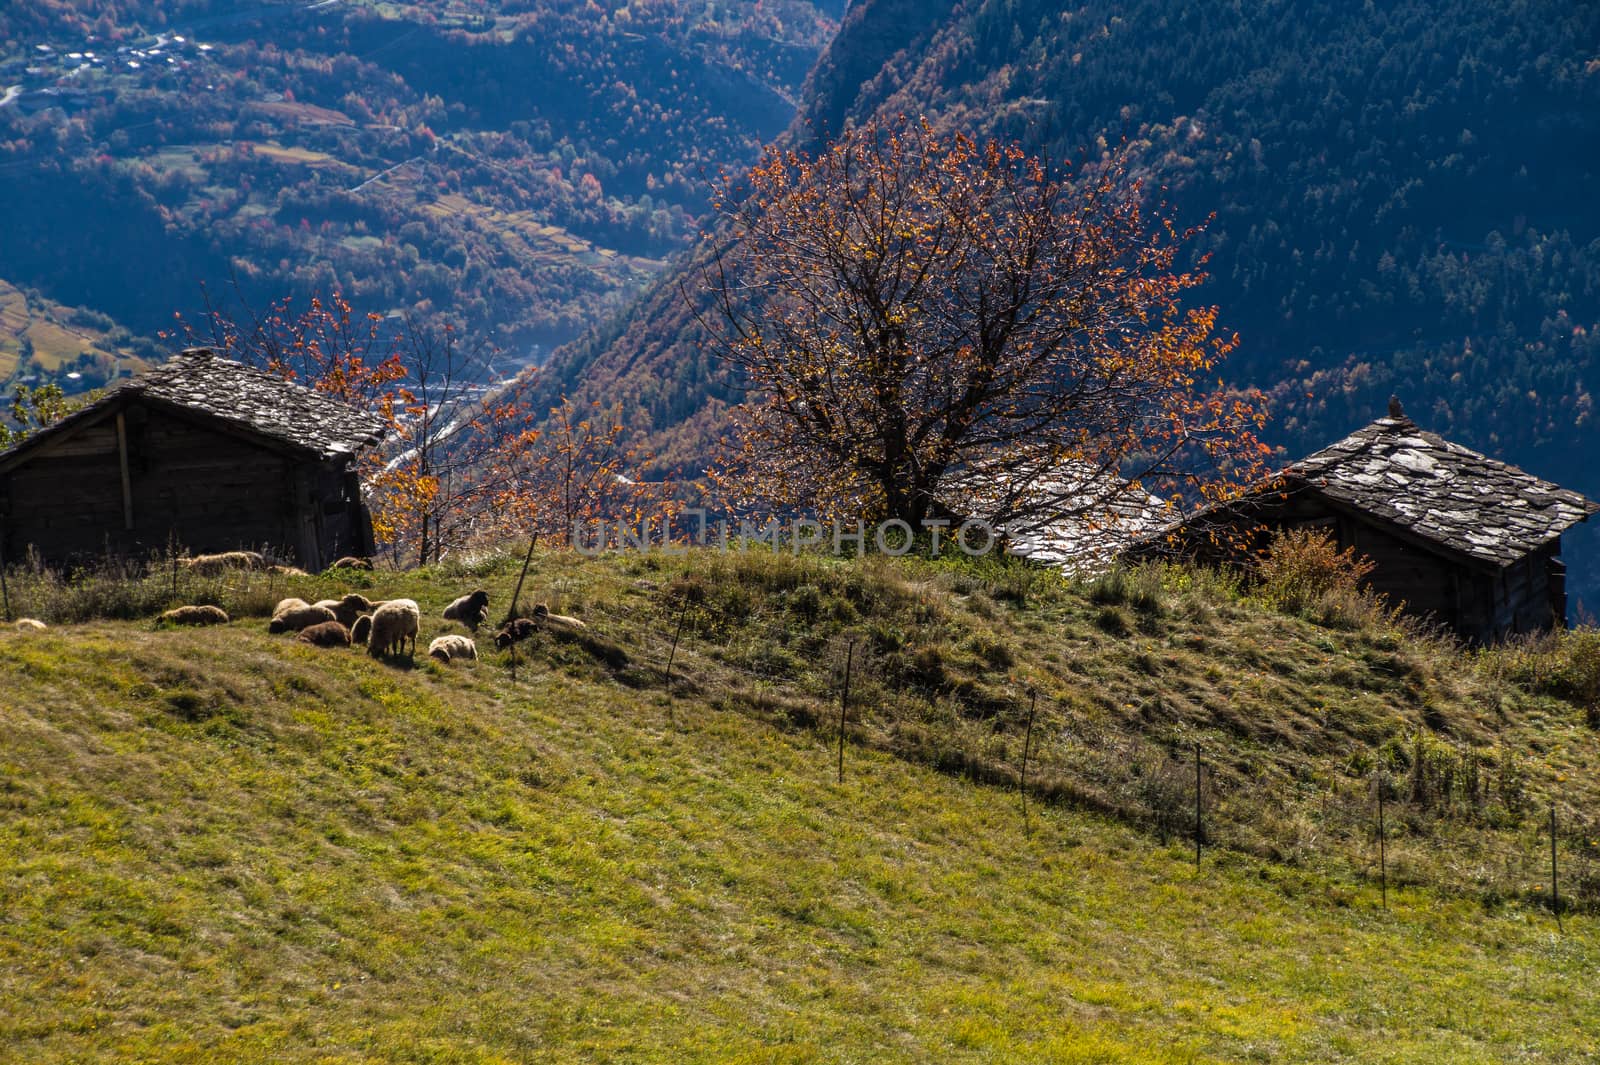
[367,599,420,659]
[268,564,310,577]
[350,614,373,645]
[272,597,311,618]
[494,617,537,649]
[160,605,230,627]
[15,618,47,632]
[428,634,477,663]
[181,551,266,575]
[533,603,588,633]
[442,589,491,631]
[297,620,352,648]
[330,556,373,570]
[312,593,373,628]
[268,604,337,634]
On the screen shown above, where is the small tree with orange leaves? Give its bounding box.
[180,287,407,410]
[487,396,668,548]
[701,118,1269,535]
[367,318,532,566]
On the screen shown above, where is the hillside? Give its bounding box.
[527,0,1600,600]
[0,0,839,391]
[2,548,1598,1060]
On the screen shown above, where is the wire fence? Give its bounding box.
[627,609,1600,922]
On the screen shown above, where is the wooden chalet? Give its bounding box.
[0,348,387,571]
[1131,401,1599,644]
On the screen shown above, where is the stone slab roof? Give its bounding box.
[1,349,387,468]
[134,349,388,458]
[943,459,1171,576]
[1284,415,1598,567]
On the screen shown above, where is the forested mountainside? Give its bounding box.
[531,0,1600,601]
[0,0,838,391]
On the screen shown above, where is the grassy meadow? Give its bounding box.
[1,547,1597,1062]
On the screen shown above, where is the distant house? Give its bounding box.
[1129,401,1599,643]
[939,458,1172,576]
[0,348,387,570]
[1000,478,1171,577]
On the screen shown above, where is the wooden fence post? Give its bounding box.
[1377,774,1388,911]
[664,598,687,689]
[1020,690,1038,836]
[506,532,538,625]
[1551,804,1563,933]
[837,640,855,784]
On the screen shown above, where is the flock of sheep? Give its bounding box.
[9,551,589,668]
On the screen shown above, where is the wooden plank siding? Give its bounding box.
[0,398,372,570]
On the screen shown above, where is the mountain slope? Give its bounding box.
[530,0,1600,600]
[0,0,838,392]
[1,548,1598,1060]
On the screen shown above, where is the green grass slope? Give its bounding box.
[1,549,1597,1062]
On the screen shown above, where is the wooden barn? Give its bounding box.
[1131,402,1599,644]
[0,348,387,571]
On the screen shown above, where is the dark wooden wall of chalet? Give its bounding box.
[0,403,369,569]
[1337,511,1559,643]
[1168,491,1563,644]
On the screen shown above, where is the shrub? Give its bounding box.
[1256,527,1377,618]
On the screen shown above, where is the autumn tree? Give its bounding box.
[366,320,536,566]
[701,118,1269,534]
[182,287,405,410]
[486,395,669,547]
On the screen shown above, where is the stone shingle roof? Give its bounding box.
[0,348,387,469]
[127,349,387,459]
[1284,415,1598,567]
[943,459,1172,576]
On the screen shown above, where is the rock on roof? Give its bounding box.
[1285,415,1598,567]
[125,349,387,459]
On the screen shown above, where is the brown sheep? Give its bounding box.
[367,599,420,659]
[493,617,537,649]
[350,614,373,645]
[427,634,477,663]
[160,605,230,626]
[268,604,337,634]
[330,556,373,570]
[442,589,491,631]
[297,620,352,648]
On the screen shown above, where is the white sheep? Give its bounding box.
[427,634,477,664]
[181,551,266,575]
[312,593,374,628]
[15,618,47,632]
[160,605,229,626]
[272,597,311,618]
[367,599,420,659]
[533,603,587,633]
[268,604,337,634]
